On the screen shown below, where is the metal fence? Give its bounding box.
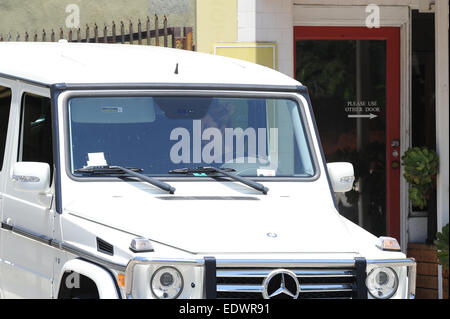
[0,15,194,51]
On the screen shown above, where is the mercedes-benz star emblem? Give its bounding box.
[262,269,300,299]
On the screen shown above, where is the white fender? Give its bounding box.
[58,258,120,299]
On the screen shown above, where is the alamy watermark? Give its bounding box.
[65,4,80,29]
[65,271,80,289]
[169,120,277,165]
[365,4,380,29]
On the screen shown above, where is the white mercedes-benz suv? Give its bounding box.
[0,42,416,299]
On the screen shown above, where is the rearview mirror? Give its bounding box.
[327,162,355,193]
[12,162,50,192]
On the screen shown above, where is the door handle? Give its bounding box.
[1,218,14,231]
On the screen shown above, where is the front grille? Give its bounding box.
[216,267,356,299]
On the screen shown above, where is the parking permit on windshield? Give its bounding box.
[257,169,276,177]
[87,152,108,167]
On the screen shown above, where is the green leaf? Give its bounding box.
[434,224,449,267]
[401,147,438,209]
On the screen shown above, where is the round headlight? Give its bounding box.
[150,266,183,299]
[366,267,399,299]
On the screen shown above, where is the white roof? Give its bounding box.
[0,42,301,88]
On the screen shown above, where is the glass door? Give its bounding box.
[294,27,400,240]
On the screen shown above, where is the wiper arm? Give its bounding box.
[169,166,268,195]
[75,166,176,194]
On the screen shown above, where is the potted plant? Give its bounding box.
[435,224,449,295]
[401,147,439,243]
[434,224,449,269]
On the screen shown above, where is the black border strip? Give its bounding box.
[0,221,128,273]
[53,82,307,93]
[1,222,53,245]
[1,222,13,231]
[204,256,217,299]
[50,85,64,214]
[300,89,339,209]
[354,257,368,299]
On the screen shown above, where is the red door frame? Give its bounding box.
[294,26,401,241]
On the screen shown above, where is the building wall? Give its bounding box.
[238,0,294,77]
[434,0,449,232]
[196,0,237,54]
[196,0,293,76]
[0,0,195,41]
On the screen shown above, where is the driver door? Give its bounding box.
[0,85,55,298]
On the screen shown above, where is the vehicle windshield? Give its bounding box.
[68,95,315,177]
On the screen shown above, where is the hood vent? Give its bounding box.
[96,237,114,256]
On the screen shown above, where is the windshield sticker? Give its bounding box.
[86,152,108,167]
[257,169,276,177]
[102,106,123,113]
[192,173,208,177]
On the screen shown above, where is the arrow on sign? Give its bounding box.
[348,113,378,120]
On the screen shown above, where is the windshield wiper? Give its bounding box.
[75,166,176,194]
[168,166,269,195]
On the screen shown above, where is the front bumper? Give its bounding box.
[124,256,417,299]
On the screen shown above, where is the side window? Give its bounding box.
[18,93,53,176]
[0,85,12,171]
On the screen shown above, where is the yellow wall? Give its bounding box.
[214,43,277,69]
[196,1,276,70]
[196,0,237,54]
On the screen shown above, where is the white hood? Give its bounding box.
[63,182,359,254]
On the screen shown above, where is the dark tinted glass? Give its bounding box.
[296,40,387,236]
[68,96,315,177]
[0,85,12,170]
[19,93,53,170]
